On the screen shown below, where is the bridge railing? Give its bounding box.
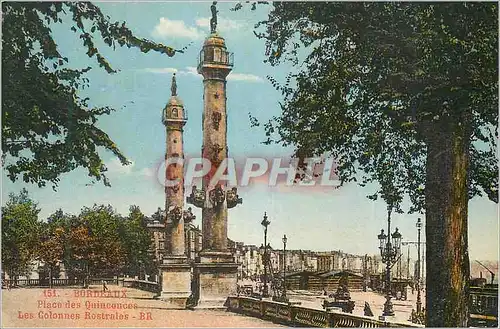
[226,296,423,328]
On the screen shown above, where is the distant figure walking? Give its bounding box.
[102,280,108,292]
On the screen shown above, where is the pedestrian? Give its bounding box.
[102,280,108,292]
[364,302,374,317]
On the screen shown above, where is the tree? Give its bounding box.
[65,224,94,286]
[118,205,154,278]
[2,2,181,189]
[247,2,497,326]
[75,204,126,277]
[38,225,65,288]
[64,222,95,287]
[1,189,41,282]
[44,209,81,283]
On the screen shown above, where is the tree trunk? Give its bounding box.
[424,120,470,327]
[49,266,53,289]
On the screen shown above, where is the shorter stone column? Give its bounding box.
[158,74,192,309]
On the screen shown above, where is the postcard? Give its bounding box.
[2,1,498,328]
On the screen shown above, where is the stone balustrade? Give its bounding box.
[2,277,119,288]
[119,278,160,294]
[226,296,423,328]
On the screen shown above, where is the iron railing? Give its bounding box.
[198,48,234,69]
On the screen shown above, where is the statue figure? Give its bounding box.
[171,73,177,96]
[183,207,196,223]
[152,207,164,223]
[210,1,218,34]
[334,274,351,301]
[227,187,243,208]
[209,184,225,208]
[167,206,182,224]
[187,185,206,208]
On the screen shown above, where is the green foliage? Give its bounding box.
[251,2,498,212]
[64,224,92,280]
[38,224,65,268]
[38,223,65,287]
[75,204,126,277]
[247,3,497,326]
[2,197,156,280]
[1,189,41,278]
[118,205,154,277]
[231,1,269,12]
[49,204,154,278]
[1,2,181,189]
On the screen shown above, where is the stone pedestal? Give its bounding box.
[193,251,238,309]
[158,255,191,309]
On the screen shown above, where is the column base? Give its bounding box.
[158,255,192,309]
[192,251,238,309]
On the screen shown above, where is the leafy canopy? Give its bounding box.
[249,2,498,212]
[2,197,156,279]
[1,189,41,277]
[2,2,180,189]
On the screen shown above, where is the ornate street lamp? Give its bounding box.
[377,208,402,317]
[378,229,387,255]
[282,234,287,300]
[392,228,402,253]
[260,212,271,297]
[416,218,423,314]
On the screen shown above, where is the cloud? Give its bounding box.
[139,66,200,78]
[105,158,135,175]
[139,66,262,83]
[139,167,155,178]
[179,66,199,77]
[195,17,246,32]
[152,18,203,40]
[142,67,178,74]
[227,72,263,82]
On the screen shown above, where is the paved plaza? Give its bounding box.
[285,289,425,324]
[2,286,284,328]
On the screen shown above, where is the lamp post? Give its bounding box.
[245,250,249,280]
[377,208,402,317]
[407,245,410,280]
[282,234,287,300]
[416,217,422,314]
[261,212,271,297]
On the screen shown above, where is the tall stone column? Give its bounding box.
[187,29,242,308]
[201,52,230,252]
[158,74,192,308]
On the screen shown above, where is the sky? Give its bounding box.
[2,2,498,262]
